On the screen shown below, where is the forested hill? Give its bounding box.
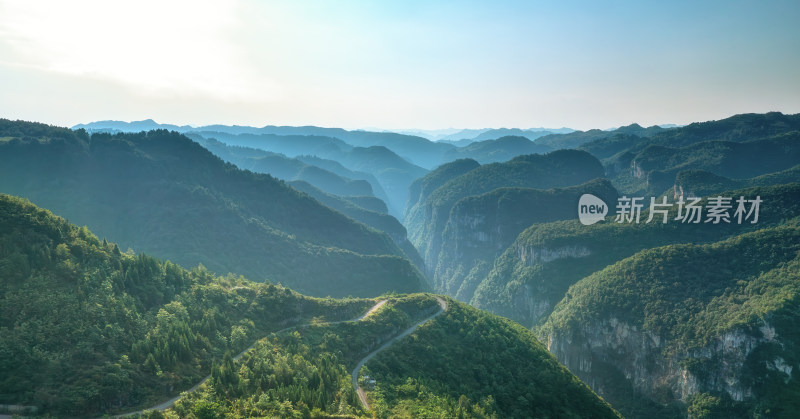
[539,223,800,418]
[471,182,800,328]
[0,194,619,418]
[174,296,621,418]
[0,119,426,297]
[0,193,374,415]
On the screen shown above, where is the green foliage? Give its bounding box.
[170,296,618,419]
[367,300,621,418]
[0,194,371,416]
[624,133,800,195]
[587,112,800,176]
[288,181,403,241]
[541,225,800,345]
[640,112,800,149]
[172,294,443,418]
[686,393,737,419]
[295,154,392,207]
[427,150,604,213]
[578,133,647,159]
[472,183,800,328]
[538,224,800,418]
[285,180,426,272]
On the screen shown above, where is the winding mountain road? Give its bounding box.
[114,299,388,418]
[351,296,448,410]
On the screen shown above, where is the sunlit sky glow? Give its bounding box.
[1,0,798,131]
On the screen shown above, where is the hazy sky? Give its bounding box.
[1,0,798,130]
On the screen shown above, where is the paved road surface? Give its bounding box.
[351,297,448,410]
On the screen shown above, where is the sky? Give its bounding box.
[0,0,798,131]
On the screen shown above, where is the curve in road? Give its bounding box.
[351,296,448,411]
[114,299,388,418]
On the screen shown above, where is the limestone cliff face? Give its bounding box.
[405,159,482,274]
[406,151,607,286]
[433,181,614,305]
[434,211,497,298]
[469,238,597,328]
[516,243,591,266]
[542,318,793,409]
[435,204,518,299]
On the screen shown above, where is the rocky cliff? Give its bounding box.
[537,226,800,418]
[433,179,617,302]
[406,150,606,281]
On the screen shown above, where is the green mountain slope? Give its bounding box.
[168,295,620,419]
[471,183,800,328]
[639,112,800,149]
[0,120,426,297]
[618,132,800,196]
[538,224,800,418]
[365,300,621,419]
[578,133,646,160]
[190,130,351,158]
[0,193,373,416]
[336,146,429,217]
[342,195,390,214]
[0,197,617,418]
[584,112,800,168]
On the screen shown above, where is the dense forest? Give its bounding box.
[539,223,800,418]
[471,183,800,328]
[366,302,620,418]
[0,194,619,417]
[152,296,620,419]
[0,193,371,415]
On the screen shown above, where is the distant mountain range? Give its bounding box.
[73,120,576,143]
[0,120,427,297]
